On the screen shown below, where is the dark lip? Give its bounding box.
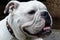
[23,26,51,37]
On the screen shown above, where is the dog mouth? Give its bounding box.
[23,26,51,37]
[22,19,52,37]
[22,18,52,37]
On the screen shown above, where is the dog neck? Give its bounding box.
[6,19,16,38]
[6,19,25,40]
[6,15,26,40]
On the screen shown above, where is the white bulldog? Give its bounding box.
[0,1,52,40]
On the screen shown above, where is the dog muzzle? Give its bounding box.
[21,11,52,37]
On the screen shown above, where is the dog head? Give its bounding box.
[4,1,52,38]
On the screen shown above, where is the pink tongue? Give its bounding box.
[43,27,50,30]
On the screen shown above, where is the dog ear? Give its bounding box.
[4,1,20,14]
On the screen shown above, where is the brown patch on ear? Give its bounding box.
[9,3,14,11]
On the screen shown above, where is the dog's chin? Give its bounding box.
[23,26,51,37]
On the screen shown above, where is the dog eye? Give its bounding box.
[28,10,35,15]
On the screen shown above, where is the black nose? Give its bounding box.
[41,11,48,16]
[41,11,49,17]
[41,11,51,26]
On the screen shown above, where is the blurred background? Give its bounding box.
[0,0,60,29]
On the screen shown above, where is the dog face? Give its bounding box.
[4,1,52,37]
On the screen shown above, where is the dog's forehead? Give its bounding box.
[18,1,47,13]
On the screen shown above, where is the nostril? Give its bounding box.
[41,11,48,16]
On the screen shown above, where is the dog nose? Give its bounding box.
[41,11,48,16]
[41,11,51,26]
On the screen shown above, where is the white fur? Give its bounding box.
[0,1,52,40]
